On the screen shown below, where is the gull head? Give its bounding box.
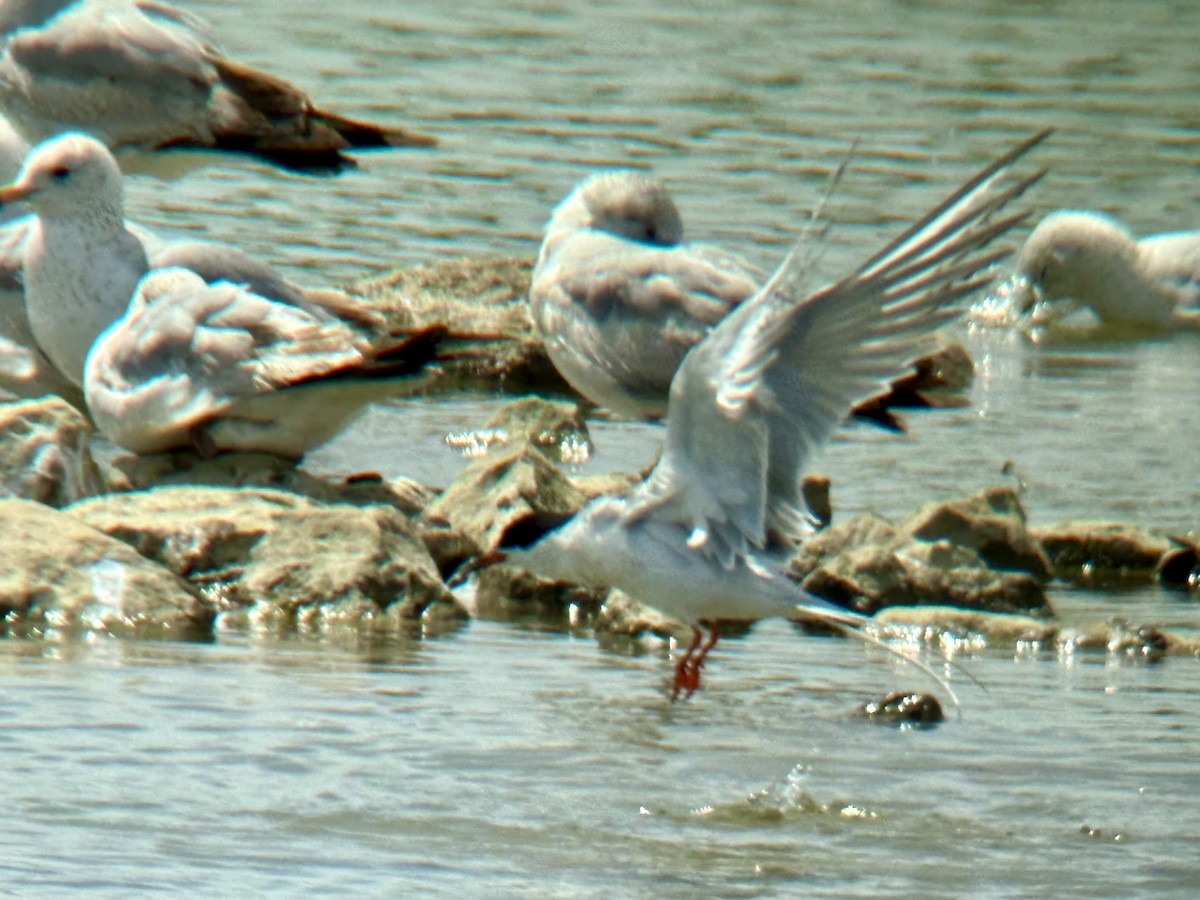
[548,171,685,246]
[1013,210,1137,315]
[0,132,125,220]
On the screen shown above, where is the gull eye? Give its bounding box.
[50,166,71,181]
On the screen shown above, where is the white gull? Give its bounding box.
[0,0,436,172]
[0,131,388,399]
[1014,209,1200,331]
[505,131,1049,700]
[84,267,443,457]
[530,171,763,419]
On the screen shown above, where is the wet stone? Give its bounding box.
[902,486,1051,580]
[858,691,945,726]
[68,486,463,626]
[0,397,106,507]
[0,497,213,638]
[1033,521,1173,587]
[424,439,588,557]
[1155,534,1199,591]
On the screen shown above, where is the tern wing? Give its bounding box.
[638,130,1051,565]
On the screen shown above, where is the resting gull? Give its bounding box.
[503,130,1050,700]
[0,0,436,172]
[84,268,444,457]
[0,131,390,399]
[530,171,763,419]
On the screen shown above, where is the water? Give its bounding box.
[5,0,1200,895]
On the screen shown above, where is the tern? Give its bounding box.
[505,130,1050,699]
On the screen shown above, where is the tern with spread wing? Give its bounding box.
[508,131,1050,699]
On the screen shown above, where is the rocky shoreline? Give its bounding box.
[1,256,1196,660]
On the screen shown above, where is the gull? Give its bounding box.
[84,267,444,457]
[0,0,436,173]
[504,131,1049,700]
[530,171,763,419]
[1014,209,1200,331]
[0,131,387,399]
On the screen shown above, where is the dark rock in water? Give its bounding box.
[858,690,944,725]
[850,341,975,430]
[0,498,212,638]
[801,474,833,530]
[1033,521,1174,587]
[0,397,106,507]
[903,486,1051,580]
[1156,534,1199,591]
[68,486,462,627]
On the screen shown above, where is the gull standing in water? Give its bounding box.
[1014,209,1200,331]
[84,268,444,457]
[506,131,1050,700]
[0,131,391,400]
[0,0,436,172]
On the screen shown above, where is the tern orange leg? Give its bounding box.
[671,626,704,701]
[670,621,720,701]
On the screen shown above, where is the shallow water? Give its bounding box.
[6,0,1200,895]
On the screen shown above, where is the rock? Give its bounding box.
[1069,621,1184,661]
[423,440,588,556]
[1033,521,1173,586]
[1155,534,1199,591]
[0,397,106,507]
[874,606,1059,645]
[875,606,1200,658]
[0,498,212,638]
[443,396,593,466]
[902,486,1051,580]
[857,691,945,725]
[109,450,434,515]
[800,541,1048,616]
[351,255,570,395]
[791,508,1051,616]
[68,486,462,627]
[850,341,975,429]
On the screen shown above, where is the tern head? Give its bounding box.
[549,171,685,246]
[485,496,631,590]
[0,132,125,221]
[1013,210,1137,314]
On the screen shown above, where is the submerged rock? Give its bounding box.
[0,397,106,507]
[0,498,212,638]
[68,486,462,627]
[857,690,945,725]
